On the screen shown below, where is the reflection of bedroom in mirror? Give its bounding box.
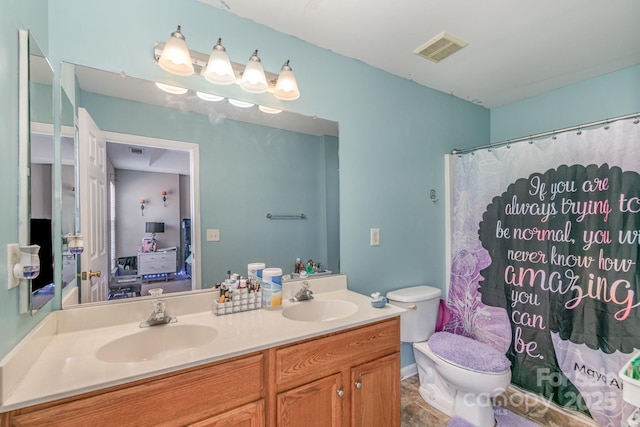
[108,140,193,301]
[30,130,75,310]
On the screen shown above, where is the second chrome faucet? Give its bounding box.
[140,288,177,328]
[290,281,314,302]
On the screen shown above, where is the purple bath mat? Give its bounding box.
[445,407,540,427]
[494,406,540,426]
[447,416,476,426]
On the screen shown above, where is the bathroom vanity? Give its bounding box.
[0,275,402,426]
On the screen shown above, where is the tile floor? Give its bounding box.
[401,375,599,427]
[401,375,451,427]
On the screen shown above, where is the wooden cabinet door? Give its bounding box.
[350,353,400,427]
[277,373,343,427]
[189,400,264,427]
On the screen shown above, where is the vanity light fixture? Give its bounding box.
[162,191,168,207]
[204,38,236,85]
[155,82,188,95]
[240,50,268,94]
[273,60,300,101]
[157,26,194,76]
[154,26,301,100]
[140,199,146,216]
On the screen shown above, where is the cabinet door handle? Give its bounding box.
[336,389,344,398]
[354,381,362,389]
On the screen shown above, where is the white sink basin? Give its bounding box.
[96,324,218,363]
[282,300,358,322]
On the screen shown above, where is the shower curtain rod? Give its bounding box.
[451,112,640,155]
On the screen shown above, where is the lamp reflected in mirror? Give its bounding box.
[145,222,165,253]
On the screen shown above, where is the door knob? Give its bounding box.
[336,389,344,398]
[354,381,362,389]
[79,271,102,279]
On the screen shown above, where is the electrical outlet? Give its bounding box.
[370,228,380,246]
[206,229,220,242]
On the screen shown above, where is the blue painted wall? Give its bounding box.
[491,64,640,143]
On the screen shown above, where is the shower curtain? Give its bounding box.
[445,118,640,426]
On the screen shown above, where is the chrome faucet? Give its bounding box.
[140,288,177,328]
[290,281,314,302]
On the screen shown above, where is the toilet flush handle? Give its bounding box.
[407,304,417,310]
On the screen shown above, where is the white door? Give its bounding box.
[78,108,109,303]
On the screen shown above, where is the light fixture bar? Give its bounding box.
[154,42,280,90]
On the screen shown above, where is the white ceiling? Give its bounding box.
[199,0,640,108]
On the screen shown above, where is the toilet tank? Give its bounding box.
[386,286,442,343]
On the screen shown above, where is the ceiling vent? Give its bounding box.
[413,31,468,63]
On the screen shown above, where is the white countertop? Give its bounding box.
[0,275,403,411]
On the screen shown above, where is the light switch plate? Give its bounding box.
[206,229,220,242]
[370,228,380,246]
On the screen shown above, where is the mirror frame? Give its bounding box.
[18,29,57,314]
[17,30,29,313]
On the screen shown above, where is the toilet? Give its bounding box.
[387,286,511,427]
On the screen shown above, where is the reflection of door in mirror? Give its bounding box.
[78,109,109,303]
[75,109,198,304]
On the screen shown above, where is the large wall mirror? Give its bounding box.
[59,63,339,306]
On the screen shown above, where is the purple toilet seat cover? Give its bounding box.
[428,332,511,373]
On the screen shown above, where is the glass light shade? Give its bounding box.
[258,105,282,114]
[157,26,194,76]
[196,91,225,102]
[240,50,268,93]
[274,61,300,100]
[228,98,255,108]
[204,39,236,85]
[155,82,188,95]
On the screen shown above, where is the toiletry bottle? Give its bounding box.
[294,257,301,274]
